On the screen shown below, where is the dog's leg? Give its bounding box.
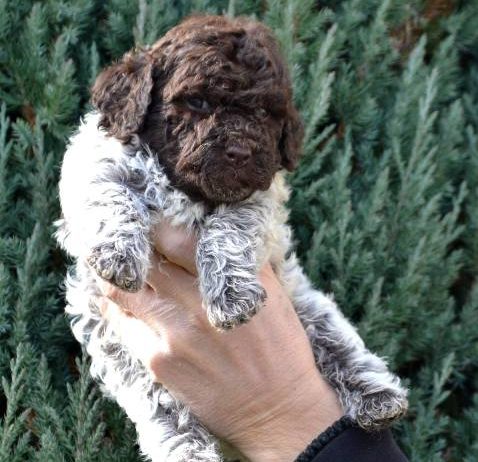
[84,178,151,293]
[281,253,408,430]
[197,202,269,330]
[57,151,156,292]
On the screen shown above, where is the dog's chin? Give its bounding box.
[200,178,254,204]
[171,173,254,204]
[174,161,274,204]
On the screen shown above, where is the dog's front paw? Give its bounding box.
[355,388,408,430]
[87,245,143,292]
[205,280,266,330]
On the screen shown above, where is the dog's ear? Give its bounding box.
[279,103,304,171]
[91,51,154,141]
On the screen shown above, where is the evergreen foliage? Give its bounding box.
[0,0,476,460]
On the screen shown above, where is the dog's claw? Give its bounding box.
[355,390,408,430]
[206,282,266,330]
[87,246,142,292]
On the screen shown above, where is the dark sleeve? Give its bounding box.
[295,417,409,462]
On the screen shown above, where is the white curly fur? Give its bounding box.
[55,113,408,462]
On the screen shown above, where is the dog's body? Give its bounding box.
[56,15,407,462]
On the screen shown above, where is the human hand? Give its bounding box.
[97,221,343,462]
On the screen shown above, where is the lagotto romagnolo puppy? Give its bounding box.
[55,14,408,462]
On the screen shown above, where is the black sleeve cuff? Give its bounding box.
[295,416,355,462]
[295,416,409,462]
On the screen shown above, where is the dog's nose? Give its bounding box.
[225,146,251,166]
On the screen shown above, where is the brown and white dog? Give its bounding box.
[56,15,407,462]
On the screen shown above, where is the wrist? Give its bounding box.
[231,372,343,462]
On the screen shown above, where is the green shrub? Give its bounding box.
[0,1,476,460]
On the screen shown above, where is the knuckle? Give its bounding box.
[148,353,165,381]
[148,349,175,381]
[148,351,166,373]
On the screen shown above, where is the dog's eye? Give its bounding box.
[256,108,268,118]
[185,97,211,113]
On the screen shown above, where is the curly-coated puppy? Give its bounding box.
[56,14,408,462]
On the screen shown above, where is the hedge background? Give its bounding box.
[0,0,477,460]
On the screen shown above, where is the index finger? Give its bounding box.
[95,275,184,337]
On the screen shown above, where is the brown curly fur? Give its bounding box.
[91,14,303,204]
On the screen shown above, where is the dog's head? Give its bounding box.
[92,15,303,204]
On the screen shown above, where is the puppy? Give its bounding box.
[56,14,408,462]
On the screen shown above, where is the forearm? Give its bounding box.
[232,372,342,462]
